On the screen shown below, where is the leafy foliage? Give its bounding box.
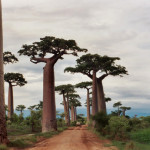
[18,36,87,64]
[4,73,27,86]
[65,53,128,79]
[3,51,18,64]
[92,112,109,133]
[55,84,75,95]
[75,81,92,89]
[107,116,130,140]
[16,105,26,115]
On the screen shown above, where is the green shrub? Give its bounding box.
[57,118,65,127]
[71,121,76,126]
[129,117,150,131]
[107,116,129,140]
[8,139,29,148]
[0,145,8,150]
[130,128,150,144]
[92,112,109,133]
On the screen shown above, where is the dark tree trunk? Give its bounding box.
[0,0,8,143]
[122,110,125,116]
[8,83,14,118]
[42,61,57,132]
[63,93,67,124]
[74,107,77,121]
[66,94,70,126]
[71,105,74,122]
[97,79,106,113]
[92,70,98,116]
[86,88,90,123]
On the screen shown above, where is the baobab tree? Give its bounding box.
[120,106,131,117]
[16,105,26,116]
[18,36,87,132]
[113,101,122,116]
[3,51,18,64]
[55,84,75,126]
[4,73,27,118]
[0,0,8,144]
[68,93,81,122]
[65,53,128,115]
[75,81,92,122]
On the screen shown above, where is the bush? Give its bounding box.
[92,112,109,133]
[107,116,129,140]
[71,121,76,126]
[130,128,150,144]
[0,145,8,150]
[129,117,150,131]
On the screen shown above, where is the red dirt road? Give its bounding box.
[26,125,117,150]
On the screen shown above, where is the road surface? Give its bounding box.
[26,125,117,150]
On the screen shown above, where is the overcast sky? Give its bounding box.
[2,0,150,111]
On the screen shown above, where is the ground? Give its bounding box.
[20,125,118,150]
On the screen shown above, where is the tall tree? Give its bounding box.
[0,0,8,144]
[65,53,128,114]
[4,73,27,118]
[55,84,75,126]
[18,37,87,132]
[68,93,81,122]
[75,81,92,123]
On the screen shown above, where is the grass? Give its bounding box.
[130,128,150,144]
[7,125,67,149]
[0,145,8,150]
[89,126,150,150]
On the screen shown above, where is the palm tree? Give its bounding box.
[0,0,8,144]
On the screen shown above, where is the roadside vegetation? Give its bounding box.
[90,107,150,150]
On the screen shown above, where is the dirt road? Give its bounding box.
[26,125,117,150]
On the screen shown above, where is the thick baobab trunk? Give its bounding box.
[92,70,98,116]
[122,110,125,117]
[66,94,70,126]
[86,88,90,123]
[0,0,8,143]
[8,83,14,118]
[42,62,57,132]
[97,79,106,113]
[71,106,74,122]
[63,93,67,124]
[74,107,77,121]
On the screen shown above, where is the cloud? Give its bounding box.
[3,0,150,111]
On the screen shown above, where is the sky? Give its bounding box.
[2,0,150,111]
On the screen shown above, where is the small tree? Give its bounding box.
[120,106,131,117]
[4,73,27,118]
[27,105,42,132]
[16,105,26,116]
[55,84,75,126]
[113,101,122,116]
[75,81,92,123]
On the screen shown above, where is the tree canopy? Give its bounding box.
[3,51,18,64]
[65,53,128,79]
[4,73,27,86]
[55,84,75,95]
[18,36,87,64]
[75,81,92,89]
